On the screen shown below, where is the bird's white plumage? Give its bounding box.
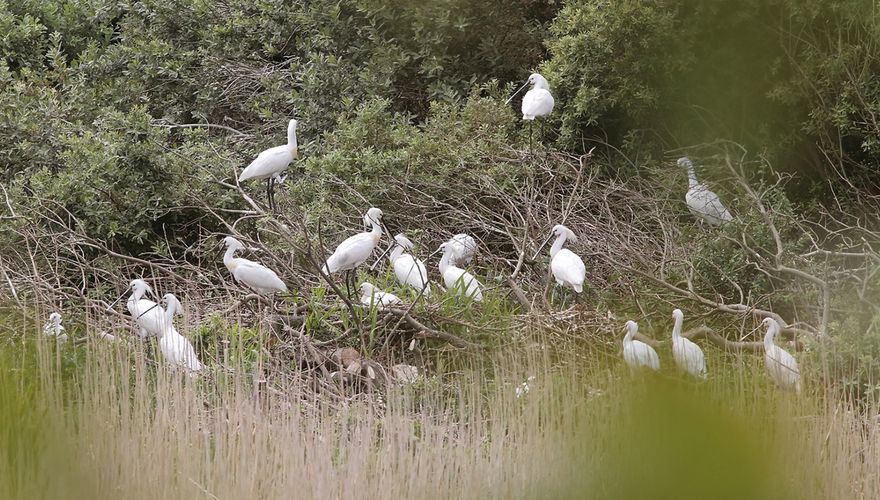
[239,119,298,181]
[223,237,287,295]
[447,233,477,265]
[679,157,733,225]
[763,318,801,393]
[324,208,383,274]
[623,320,660,371]
[549,224,586,293]
[519,73,554,120]
[159,294,202,375]
[126,279,165,337]
[390,233,431,296]
[43,312,68,343]
[438,243,483,301]
[671,309,707,379]
[359,282,402,309]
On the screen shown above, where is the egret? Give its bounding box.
[126,279,166,337]
[359,282,402,309]
[549,224,586,295]
[506,73,554,152]
[389,233,431,296]
[323,207,384,295]
[622,320,660,372]
[438,242,483,302]
[223,236,288,295]
[447,233,477,266]
[678,157,733,225]
[762,317,801,393]
[239,118,298,211]
[158,294,203,375]
[43,312,68,343]
[671,309,707,379]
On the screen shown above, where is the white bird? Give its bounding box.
[678,157,733,225]
[623,320,660,372]
[438,242,483,302]
[43,312,68,343]
[239,118,298,211]
[359,282,402,309]
[762,317,801,393]
[223,236,288,295]
[389,233,431,296]
[671,309,707,379]
[506,73,555,152]
[323,207,384,294]
[447,233,477,266]
[159,293,203,375]
[549,224,586,293]
[126,279,166,338]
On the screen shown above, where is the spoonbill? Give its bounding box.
[438,242,483,302]
[506,73,555,152]
[678,157,733,225]
[43,312,68,343]
[622,320,660,372]
[223,236,288,295]
[126,279,165,337]
[239,118,298,211]
[762,317,801,393]
[359,282,402,309]
[447,233,477,266]
[323,207,384,295]
[549,224,586,295]
[671,309,707,379]
[159,293,203,375]
[389,233,431,296]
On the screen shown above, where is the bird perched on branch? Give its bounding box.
[623,320,660,372]
[125,279,165,337]
[389,233,431,296]
[359,282,401,310]
[323,207,384,296]
[506,73,555,152]
[158,293,202,376]
[438,242,483,302]
[222,236,288,295]
[671,309,707,379]
[762,317,801,393]
[549,224,586,294]
[239,118,298,211]
[43,312,68,343]
[678,157,733,225]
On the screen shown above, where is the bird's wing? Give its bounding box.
[326,233,374,272]
[637,342,660,370]
[239,145,293,181]
[448,269,483,300]
[394,255,429,288]
[551,250,586,285]
[687,185,733,222]
[522,89,555,118]
[234,258,287,292]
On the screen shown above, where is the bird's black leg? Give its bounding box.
[529,122,534,155]
[269,177,276,212]
[540,120,546,152]
[344,270,352,298]
[265,178,272,212]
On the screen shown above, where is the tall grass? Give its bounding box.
[1,314,878,500]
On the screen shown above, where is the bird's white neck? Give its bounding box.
[223,245,238,267]
[287,122,298,149]
[389,244,404,263]
[763,322,778,350]
[439,250,454,275]
[550,232,567,258]
[672,315,683,340]
[131,288,145,301]
[532,75,550,90]
[624,325,636,343]
[687,165,699,189]
[163,302,176,336]
[368,217,382,240]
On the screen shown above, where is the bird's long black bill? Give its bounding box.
[505,81,529,105]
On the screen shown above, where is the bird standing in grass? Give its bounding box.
[678,157,733,225]
[623,320,660,372]
[549,224,586,295]
[158,293,202,376]
[223,236,288,295]
[762,317,801,393]
[239,118,298,212]
[323,207,384,296]
[438,242,483,302]
[506,73,555,152]
[389,233,431,296]
[126,279,165,338]
[671,309,707,379]
[43,312,68,343]
[359,282,402,309]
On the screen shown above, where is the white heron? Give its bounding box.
[671,309,707,379]
[447,233,477,266]
[549,224,586,294]
[158,293,203,375]
[239,118,298,211]
[623,320,660,372]
[762,317,801,393]
[359,282,402,309]
[506,73,555,152]
[125,279,166,338]
[323,207,384,295]
[389,233,431,296]
[438,242,484,302]
[223,236,288,295]
[43,312,68,343]
[678,157,733,225]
